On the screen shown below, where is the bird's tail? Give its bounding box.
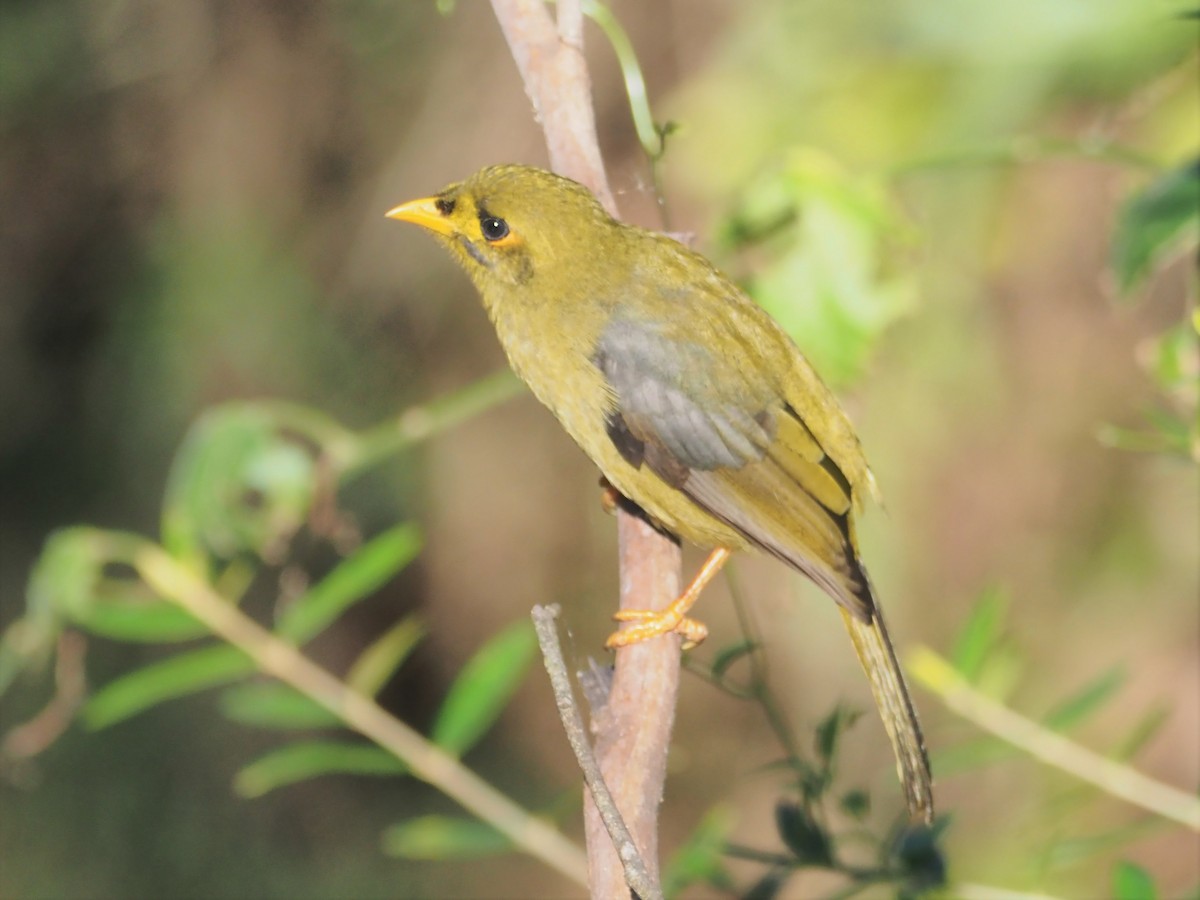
[839,604,934,824]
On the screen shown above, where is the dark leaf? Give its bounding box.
[840,789,871,820]
[711,639,758,679]
[893,819,949,891]
[742,868,791,900]
[814,703,861,763]
[775,802,833,867]
[1112,160,1200,298]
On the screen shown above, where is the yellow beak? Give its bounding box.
[385,196,456,236]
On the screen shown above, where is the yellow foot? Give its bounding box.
[605,610,709,650]
[598,478,621,516]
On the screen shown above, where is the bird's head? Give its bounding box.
[386,165,618,292]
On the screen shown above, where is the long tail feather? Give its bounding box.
[839,605,934,824]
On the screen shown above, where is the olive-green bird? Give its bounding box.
[387,164,934,823]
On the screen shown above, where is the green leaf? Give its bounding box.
[736,150,916,387]
[161,405,317,565]
[85,645,252,729]
[1047,819,1161,870]
[1113,160,1200,298]
[1043,666,1125,732]
[1145,323,1200,396]
[235,740,405,798]
[431,619,537,757]
[814,704,861,764]
[1112,704,1171,761]
[76,594,208,644]
[662,807,734,896]
[930,736,1016,775]
[1113,860,1158,900]
[346,614,426,697]
[381,815,511,860]
[276,523,423,644]
[711,640,757,679]
[951,585,1007,683]
[775,802,833,867]
[218,681,340,729]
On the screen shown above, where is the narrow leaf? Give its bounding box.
[814,704,860,764]
[381,815,511,860]
[218,681,340,729]
[276,523,422,644]
[1047,819,1161,870]
[1113,704,1171,761]
[431,620,537,757]
[346,614,426,697]
[1043,666,1126,732]
[951,586,1007,683]
[235,740,405,798]
[711,640,757,679]
[78,595,208,644]
[85,645,252,729]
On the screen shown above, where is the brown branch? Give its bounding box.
[531,605,663,900]
[488,1,685,896]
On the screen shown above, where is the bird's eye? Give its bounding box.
[480,216,509,242]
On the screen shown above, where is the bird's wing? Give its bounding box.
[592,313,872,620]
[594,310,934,823]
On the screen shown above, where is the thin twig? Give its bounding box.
[1,632,87,763]
[122,538,589,886]
[531,605,663,900]
[910,646,1200,831]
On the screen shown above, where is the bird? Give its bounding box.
[386,164,934,823]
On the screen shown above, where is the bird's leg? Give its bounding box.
[598,477,620,516]
[605,547,732,650]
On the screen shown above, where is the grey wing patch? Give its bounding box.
[592,316,773,475]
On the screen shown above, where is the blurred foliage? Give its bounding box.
[719,149,918,386]
[2,0,1197,898]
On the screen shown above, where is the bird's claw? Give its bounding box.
[605,609,709,650]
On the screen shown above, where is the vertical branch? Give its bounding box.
[488,1,684,896]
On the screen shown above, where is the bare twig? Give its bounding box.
[488,1,685,896]
[1,632,87,764]
[910,646,1200,831]
[531,605,663,900]
[122,538,589,886]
